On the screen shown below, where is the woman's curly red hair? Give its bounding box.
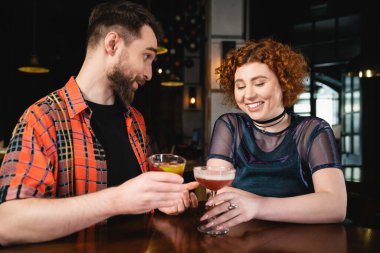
[216,38,310,108]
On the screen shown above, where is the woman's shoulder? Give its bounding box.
[291,113,332,134]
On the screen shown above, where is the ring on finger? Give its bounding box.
[227,201,238,211]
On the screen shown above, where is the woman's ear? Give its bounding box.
[104,31,120,55]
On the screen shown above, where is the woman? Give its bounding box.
[201,38,346,231]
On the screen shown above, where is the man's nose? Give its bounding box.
[144,66,152,81]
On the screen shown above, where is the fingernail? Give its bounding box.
[200,214,208,221]
[206,221,214,228]
[216,225,223,230]
[206,201,213,206]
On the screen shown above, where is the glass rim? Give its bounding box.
[193,166,235,171]
[147,153,186,162]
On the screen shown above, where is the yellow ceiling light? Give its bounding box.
[348,55,380,78]
[160,81,184,87]
[18,0,49,74]
[18,54,50,74]
[157,46,168,55]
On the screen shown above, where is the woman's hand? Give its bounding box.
[200,187,262,230]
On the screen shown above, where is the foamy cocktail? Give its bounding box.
[193,166,236,235]
[194,173,234,191]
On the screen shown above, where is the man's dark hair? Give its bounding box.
[86,0,163,48]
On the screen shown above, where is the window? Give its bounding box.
[293,77,340,127]
[341,75,362,166]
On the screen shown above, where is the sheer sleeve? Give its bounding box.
[207,114,237,164]
[305,119,342,173]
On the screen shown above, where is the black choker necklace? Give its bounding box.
[252,109,287,133]
[252,109,286,125]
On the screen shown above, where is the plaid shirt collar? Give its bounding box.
[63,76,132,118]
[63,76,89,118]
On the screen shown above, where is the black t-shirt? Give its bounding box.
[86,100,141,187]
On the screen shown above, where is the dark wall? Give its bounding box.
[1,0,98,145]
[249,0,371,42]
[0,0,186,146]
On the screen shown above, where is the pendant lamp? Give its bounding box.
[18,0,49,74]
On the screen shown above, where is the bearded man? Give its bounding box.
[0,0,198,246]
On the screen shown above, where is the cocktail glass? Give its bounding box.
[147,154,186,176]
[193,166,236,236]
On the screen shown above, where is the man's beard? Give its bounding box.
[107,68,142,107]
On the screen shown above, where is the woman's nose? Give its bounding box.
[245,85,256,99]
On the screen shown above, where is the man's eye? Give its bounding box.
[144,54,156,61]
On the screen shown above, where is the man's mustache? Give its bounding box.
[134,76,146,88]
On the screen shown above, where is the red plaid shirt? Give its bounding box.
[0,77,148,203]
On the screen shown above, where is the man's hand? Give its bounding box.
[159,181,199,215]
[110,172,189,215]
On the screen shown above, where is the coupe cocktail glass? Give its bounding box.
[193,166,236,236]
[147,154,186,176]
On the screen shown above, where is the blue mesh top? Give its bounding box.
[207,112,342,198]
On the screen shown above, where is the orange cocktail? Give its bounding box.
[148,154,186,176]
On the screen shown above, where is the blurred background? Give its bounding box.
[0,0,379,228]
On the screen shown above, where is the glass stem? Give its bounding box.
[210,190,217,202]
[209,190,217,223]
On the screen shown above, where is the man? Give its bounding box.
[0,0,198,246]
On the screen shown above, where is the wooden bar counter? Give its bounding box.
[2,205,380,253]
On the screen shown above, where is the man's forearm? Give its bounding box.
[0,188,116,246]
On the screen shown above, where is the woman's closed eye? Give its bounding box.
[236,85,246,90]
[234,80,246,90]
